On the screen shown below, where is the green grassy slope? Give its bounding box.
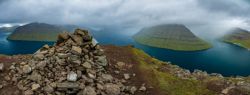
[7,23,77,42]
[133,24,212,51]
[131,47,250,95]
[223,28,250,49]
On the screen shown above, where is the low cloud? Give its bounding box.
[0,0,250,37]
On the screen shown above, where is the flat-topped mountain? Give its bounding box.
[223,28,250,49]
[133,24,212,51]
[7,22,78,41]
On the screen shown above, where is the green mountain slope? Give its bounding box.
[223,28,250,49]
[7,22,78,41]
[133,24,212,51]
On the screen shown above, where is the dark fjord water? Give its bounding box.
[1,32,250,76]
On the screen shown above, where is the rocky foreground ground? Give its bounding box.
[0,29,250,95]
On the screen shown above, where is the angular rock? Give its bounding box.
[31,84,40,91]
[0,63,4,71]
[124,74,130,80]
[96,56,107,66]
[24,90,33,95]
[57,32,70,44]
[71,35,83,45]
[44,85,54,93]
[36,61,46,69]
[33,53,45,60]
[28,72,42,82]
[130,86,137,94]
[101,74,113,82]
[57,53,68,59]
[74,28,87,36]
[57,82,80,89]
[104,83,120,95]
[82,62,92,69]
[72,46,82,54]
[67,71,78,82]
[79,86,96,95]
[22,65,32,74]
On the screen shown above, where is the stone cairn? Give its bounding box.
[8,29,135,95]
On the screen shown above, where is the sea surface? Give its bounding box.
[1,31,250,76]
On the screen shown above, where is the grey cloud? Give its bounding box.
[0,0,250,38]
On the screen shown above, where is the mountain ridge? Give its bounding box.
[133,24,212,51]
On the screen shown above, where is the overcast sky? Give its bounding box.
[0,0,250,37]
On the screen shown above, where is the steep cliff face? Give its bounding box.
[133,24,212,51]
[223,28,250,49]
[7,22,78,41]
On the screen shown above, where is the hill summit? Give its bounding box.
[7,22,77,41]
[223,28,250,49]
[133,24,212,51]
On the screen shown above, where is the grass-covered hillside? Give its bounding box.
[223,28,250,49]
[7,22,77,41]
[133,24,212,51]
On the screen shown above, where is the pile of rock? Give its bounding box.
[7,29,136,95]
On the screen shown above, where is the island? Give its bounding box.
[133,24,212,51]
[223,28,250,49]
[7,22,77,42]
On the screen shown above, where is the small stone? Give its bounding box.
[28,72,42,82]
[22,65,32,74]
[88,73,96,79]
[43,85,54,93]
[92,38,98,46]
[71,35,83,45]
[57,53,68,58]
[139,85,146,91]
[130,86,137,94]
[114,71,120,74]
[104,83,120,95]
[82,62,92,69]
[58,32,70,40]
[116,62,125,68]
[0,85,3,89]
[124,74,130,80]
[133,73,136,77]
[72,46,82,54]
[79,86,96,95]
[34,53,45,60]
[31,84,40,90]
[20,62,26,65]
[221,86,235,94]
[42,44,50,49]
[96,56,107,66]
[24,90,33,95]
[36,61,47,69]
[57,82,80,89]
[0,63,4,71]
[67,71,78,82]
[77,70,82,78]
[101,74,113,82]
[96,83,104,90]
[74,28,87,36]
